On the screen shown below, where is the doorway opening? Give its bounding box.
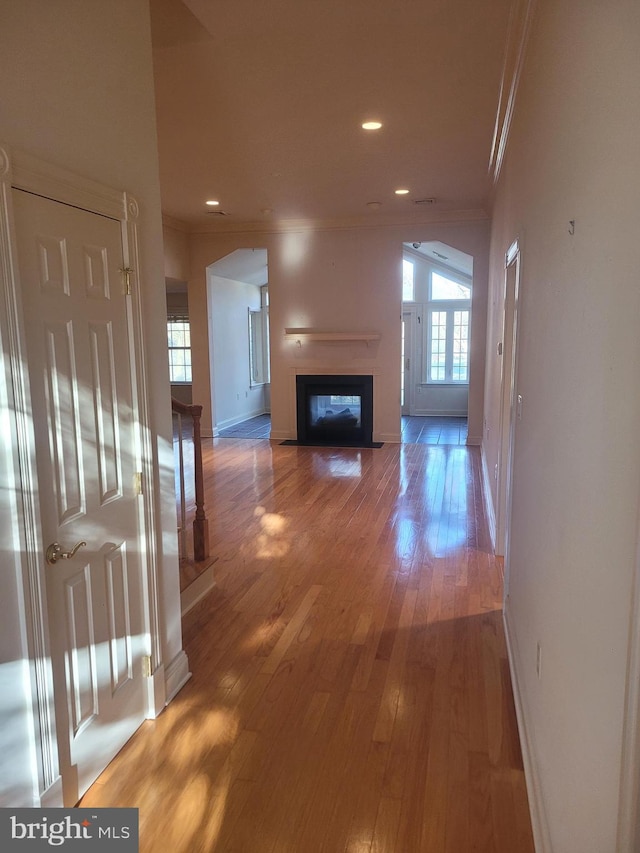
[207,249,270,437]
[400,241,474,438]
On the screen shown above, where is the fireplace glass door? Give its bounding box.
[296,376,373,446]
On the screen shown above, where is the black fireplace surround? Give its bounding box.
[296,374,374,447]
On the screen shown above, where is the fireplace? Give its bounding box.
[296,374,374,446]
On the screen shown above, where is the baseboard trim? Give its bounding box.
[216,409,268,431]
[146,662,167,718]
[164,650,191,704]
[181,565,216,615]
[481,446,497,552]
[503,605,551,853]
[378,432,401,443]
[39,776,63,808]
[411,409,469,417]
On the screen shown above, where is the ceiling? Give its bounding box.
[405,241,473,276]
[150,0,512,230]
[209,248,268,285]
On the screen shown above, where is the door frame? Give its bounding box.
[0,144,165,806]
[401,305,419,416]
[495,239,521,592]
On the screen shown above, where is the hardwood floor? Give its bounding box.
[80,438,534,853]
[400,416,468,446]
[215,415,469,445]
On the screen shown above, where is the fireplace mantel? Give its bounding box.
[285,327,380,344]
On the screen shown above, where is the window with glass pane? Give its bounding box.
[452,310,469,381]
[167,319,192,383]
[430,311,447,381]
[402,259,415,302]
[425,269,472,384]
[431,271,471,301]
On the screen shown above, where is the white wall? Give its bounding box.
[208,273,266,431]
[188,220,489,444]
[163,220,191,282]
[0,0,185,805]
[484,1,640,850]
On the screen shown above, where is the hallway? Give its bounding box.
[81,438,533,852]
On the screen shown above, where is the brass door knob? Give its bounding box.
[46,540,87,565]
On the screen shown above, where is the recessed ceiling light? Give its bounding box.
[205,199,220,206]
[366,201,382,210]
[395,188,410,195]
[362,121,382,130]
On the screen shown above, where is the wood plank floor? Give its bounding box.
[80,439,535,853]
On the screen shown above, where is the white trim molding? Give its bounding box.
[121,190,167,715]
[481,445,497,552]
[164,651,192,704]
[503,604,552,853]
[181,565,216,616]
[616,521,640,851]
[489,0,538,185]
[0,143,61,805]
[284,328,381,345]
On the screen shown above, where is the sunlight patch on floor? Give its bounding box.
[254,505,290,558]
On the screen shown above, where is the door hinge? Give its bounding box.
[134,471,143,496]
[142,655,152,678]
[120,266,134,296]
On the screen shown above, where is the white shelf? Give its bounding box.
[284,328,380,343]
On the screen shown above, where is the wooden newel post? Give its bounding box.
[191,404,209,561]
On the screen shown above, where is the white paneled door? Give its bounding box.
[13,189,147,804]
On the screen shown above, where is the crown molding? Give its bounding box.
[489,0,538,185]
[162,212,191,232]
[182,206,490,237]
[10,147,126,220]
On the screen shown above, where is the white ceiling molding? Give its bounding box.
[188,208,490,238]
[489,0,538,185]
[162,212,191,232]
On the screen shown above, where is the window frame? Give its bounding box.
[423,269,472,385]
[167,315,192,384]
[402,258,415,302]
[248,284,270,387]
